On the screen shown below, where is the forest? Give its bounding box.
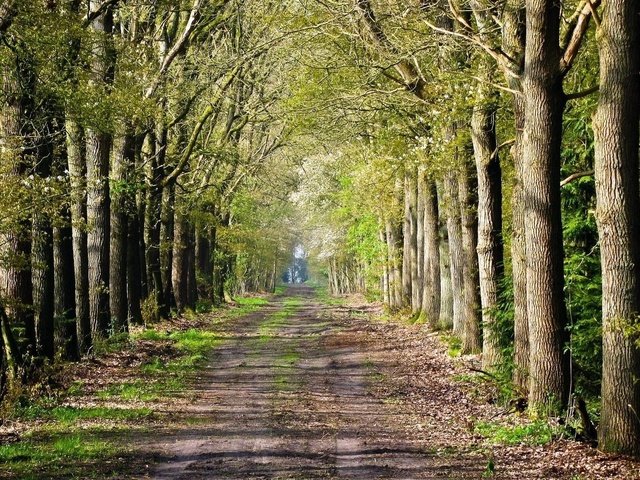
[0,0,639,476]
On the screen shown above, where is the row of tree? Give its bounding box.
[0,0,296,398]
[293,0,639,456]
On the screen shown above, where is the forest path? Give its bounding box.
[146,285,485,479]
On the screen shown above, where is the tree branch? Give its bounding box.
[565,84,599,100]
[561,170,594,187]
[560,0,601,75]
[355,0,429,100]
[162,64,241,187]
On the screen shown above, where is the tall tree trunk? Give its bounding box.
[443,171,464,335]
[86,127,111,338]
[196,227,213,297]
[421,179,440,327]
[380,229,390,306]
[414,168,424,312]
[459,158,482,354]
[66,119,91,353]
[161,182,176,311]
[109,132,135,333]
[502,0,529,397]
[470,76,504,367]
[401,173,413,307]
[53,223,79,360]
[0,55,35,355]
[143,132,166,316]
[32,128,55,360]
[187,223,197,309]
[439,224,453,329]
[172,210,189,313]
[594,0,640,455]
[522,0,568,411]
[385,219,402,309]
[86,2,115,339]
[127,208,144,325]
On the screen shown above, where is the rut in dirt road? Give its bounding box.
[150,285,484,479]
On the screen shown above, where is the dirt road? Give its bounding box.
[142,286,640,480]
[147,285,484,479]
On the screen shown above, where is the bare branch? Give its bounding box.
[561,170,594,187]
[560,0,601,75]
[565,84,599,100]
[355,0,429,99]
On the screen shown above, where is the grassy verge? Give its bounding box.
[473,419,557,446]
[0,295,271,479]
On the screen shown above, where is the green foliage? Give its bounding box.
[474,420,556,446]
[561,122,602,399]
[92,332,131,355]
[0,434,117,469]
[97,377,184,402]
[440,333,462,358]
[14,404,152,424]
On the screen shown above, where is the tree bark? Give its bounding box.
[161,182,176,311]
[501,0,529,396]
[172,209,189,313]
[421,179,440,327]
[470,73,504,366]
[459,157,482,354]
[402,172,413,307]
[109,132,135,332]
[0,54,35,355]
[32,129,55,360]
[522,0,569,411]
[66,119,91,353]
[443,171,464,335]
[593,0,640,455]
[439,218,453,329]
[86,2,115,339]
[53,222,79,360]
[415,167,425,312]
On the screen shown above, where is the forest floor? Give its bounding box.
[1,285,639,479]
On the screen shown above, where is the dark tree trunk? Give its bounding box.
[143,131,167,317]
[32,128,55,360]
[502,0,529,396]
[187,223,197,309]
[127,208,144,325]
[53,223,79,360]
[161,182,176,311]
[594,0,640,455]
[196,228,213,298]
[408,169,419,313]
[109,133,135,333]
[439,218,453,329]
[0,54,35,355]
[66,119,91,353]
[172,210,189,313]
